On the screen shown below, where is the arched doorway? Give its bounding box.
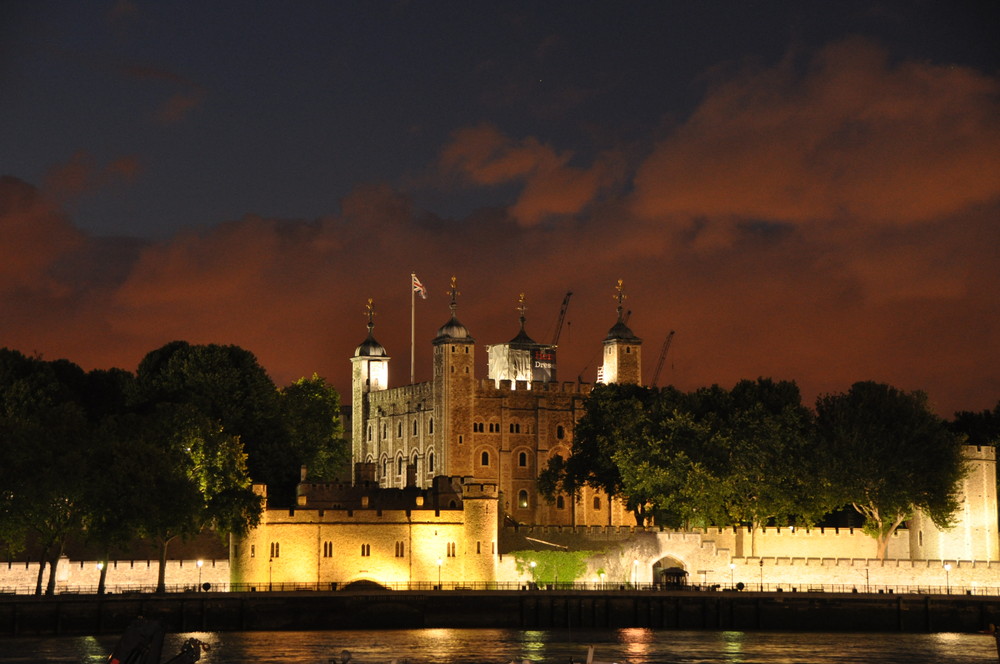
[651,555,688,589]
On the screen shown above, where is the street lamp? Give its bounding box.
[437,557,443,590]
[729,562,735,587]
[197,559,203,591]
[529,560,537,587]
[944,563,951,594]
[759,559,764,591]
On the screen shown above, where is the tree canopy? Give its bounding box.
[543,377,971,558]
[815,381,967,558]
[0,341,347,591]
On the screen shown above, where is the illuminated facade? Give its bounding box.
[351,279,640,527]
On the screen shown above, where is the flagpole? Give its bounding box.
[410,273,416,385]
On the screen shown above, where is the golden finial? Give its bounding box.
[614,280,627,321]
[365,298,376,331]
[448,276,460,316]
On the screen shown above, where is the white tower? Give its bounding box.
[351,299,389,482]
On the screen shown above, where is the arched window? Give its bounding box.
[367,425,372,442]
[481,451,490,466]
[397,457,403,475]
[413,420,418,435]
[518,490,529,509]
[556,425,565,439]
[429,418,434,434]
[518,451,527,467]
[428,452,435,473]
[398,422,402,437]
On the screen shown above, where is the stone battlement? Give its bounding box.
[476,379,594,396]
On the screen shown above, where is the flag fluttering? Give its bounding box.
[412,274,427,299]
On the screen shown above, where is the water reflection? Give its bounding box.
[2,628,996,664]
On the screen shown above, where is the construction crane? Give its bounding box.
[551,291,573,344]
[650,330,675,387]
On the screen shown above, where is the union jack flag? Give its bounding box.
[412,274,427,299]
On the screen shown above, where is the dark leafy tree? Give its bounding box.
[815,381,966,559]
[279,374,349,482]
[538,383,656,524]
[0,349,91,594]
[118,403,261,592]
[132,342,289,495]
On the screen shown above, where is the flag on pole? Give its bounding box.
[412,274,427,299]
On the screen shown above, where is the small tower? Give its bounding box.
[351,299,390,481]
[432,277,476,477]
[486,293,558,387]
[598,280,642,385]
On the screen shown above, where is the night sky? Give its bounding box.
[2,1,998,416]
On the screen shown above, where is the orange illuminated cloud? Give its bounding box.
[631,38,1000,227]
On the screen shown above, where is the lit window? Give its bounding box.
[518,490,529,509]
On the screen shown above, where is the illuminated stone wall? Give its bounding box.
[230,482,500,589]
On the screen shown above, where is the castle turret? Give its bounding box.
[460,480,500,583]
[351,299,390,482]
[432,277,476,478]
[909,444,999,561]
[598,280,642,385]
[486,292,558,387]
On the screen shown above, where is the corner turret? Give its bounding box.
[598,280,642,384]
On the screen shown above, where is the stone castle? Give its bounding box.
[228,279,1000,592]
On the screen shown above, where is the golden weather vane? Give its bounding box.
[614,279,627,321]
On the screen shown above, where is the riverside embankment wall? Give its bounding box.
[2,590,999,637]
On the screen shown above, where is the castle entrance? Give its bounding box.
[651,555,688,588]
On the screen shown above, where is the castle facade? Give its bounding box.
[350,280,639,526]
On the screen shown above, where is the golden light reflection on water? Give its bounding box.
[617,627,654,658]
[721,630,746,663]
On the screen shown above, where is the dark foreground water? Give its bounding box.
[1,628,997,664]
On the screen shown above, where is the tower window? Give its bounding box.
[397,457,403,475]
[361,544,371,557]
[398,422,402,437]
[593,496,601,510]
[509,423,521,434]
[518,490,529,509]
[428,452,435,472]
[367,425,372,442]
[269,542,280,559]
[429,418,434,434]
[556,425,565,439]
[518,452,527,467]
[395,541,405,557]
[447,542,457,557]
[481,451,490,466]
[557,495,565,509]
[413,420,418,435]
[323,541,333,558]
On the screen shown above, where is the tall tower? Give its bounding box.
[598,280,643,385]
[432,278,476,477]
[351,299,389,481]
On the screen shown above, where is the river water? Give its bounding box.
[2,628,996,663]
